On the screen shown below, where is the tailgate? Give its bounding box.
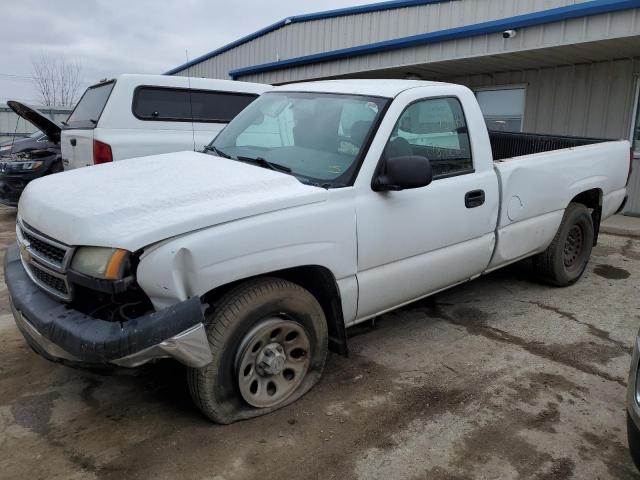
[61,129,93,170]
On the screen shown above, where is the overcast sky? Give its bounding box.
[0,0,366,105]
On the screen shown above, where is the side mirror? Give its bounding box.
[372,155,433,192]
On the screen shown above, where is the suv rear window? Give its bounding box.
[66,81,115,128]
[132,87,258,123]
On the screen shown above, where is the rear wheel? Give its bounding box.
[531,202,594,286]
[187,278,328,424]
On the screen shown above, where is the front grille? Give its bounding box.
[29,263,69,297]
[17,218,74,301]
[21,229,66,265]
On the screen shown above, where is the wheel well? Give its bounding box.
[570,188,602,246]
[201,266,348,357]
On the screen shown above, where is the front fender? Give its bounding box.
[136,195,357,312]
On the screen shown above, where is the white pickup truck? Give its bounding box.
[5,80,631,423]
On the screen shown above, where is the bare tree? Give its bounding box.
[31,56,82,107]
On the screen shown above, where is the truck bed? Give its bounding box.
[489,131,609,161]
[487,136,630,271]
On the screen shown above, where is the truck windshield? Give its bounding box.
[208,92,389,187]
[66,81,115,129]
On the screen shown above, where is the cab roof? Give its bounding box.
[272,79,455,98]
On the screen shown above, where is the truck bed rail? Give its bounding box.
[489,131,609,161]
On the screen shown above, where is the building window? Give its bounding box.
[475,87,526,132]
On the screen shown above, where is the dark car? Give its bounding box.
[0,130,51,157]
[0,101,63,207]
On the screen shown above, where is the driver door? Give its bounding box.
[355,96,498,320]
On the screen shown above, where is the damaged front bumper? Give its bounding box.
[4,244,212,368]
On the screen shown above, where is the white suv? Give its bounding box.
[61,74,270,170]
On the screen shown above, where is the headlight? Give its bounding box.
[5,161,43,171]
[70,247,130,280]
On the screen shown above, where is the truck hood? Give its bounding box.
[18,151,327,251]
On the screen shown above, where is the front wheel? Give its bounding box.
[531,202,594,287]
[187,278,328,424]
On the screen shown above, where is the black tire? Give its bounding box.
[628,412,640,472]
[531,202,594,287]
[187,277,328,424]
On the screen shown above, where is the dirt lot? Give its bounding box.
[0,204,639,480]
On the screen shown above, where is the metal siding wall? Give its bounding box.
[452,58,640,216]
[236,9,640,84]
[174,0,581,79]
[450,58,639,138]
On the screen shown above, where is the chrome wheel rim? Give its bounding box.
[235,318,310,408]
[563,224,584,269]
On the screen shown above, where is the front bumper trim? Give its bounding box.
[13,299,212,368]
[5,243,212,368]
[13,299,80,362]
[111,323,212,368]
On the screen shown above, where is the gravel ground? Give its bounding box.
[0,204,639,480]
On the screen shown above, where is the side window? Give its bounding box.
[386,97,473,179]
[133,87,258,123]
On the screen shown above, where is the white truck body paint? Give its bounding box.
[18,152,327,251]
[489,140,631,269]
[16,80,630,326]
[61,74,271,170]
[137,187,357,311]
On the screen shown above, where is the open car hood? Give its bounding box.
[7,101,62,144]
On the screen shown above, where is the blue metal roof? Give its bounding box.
[229,0,640,78]
[165,0,464,75]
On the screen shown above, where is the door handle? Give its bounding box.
[465,189,485,208]
[70,138,76,147]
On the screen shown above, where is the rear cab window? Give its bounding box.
[65,81,115,129]
[132,87,259,123]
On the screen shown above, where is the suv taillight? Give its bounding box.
[93,140,113,165]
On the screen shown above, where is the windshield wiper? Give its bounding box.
[203,144,231,159]
[308,181,333,189]
[237,155,292,173]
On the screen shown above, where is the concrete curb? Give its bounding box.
[601,214,640,238]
